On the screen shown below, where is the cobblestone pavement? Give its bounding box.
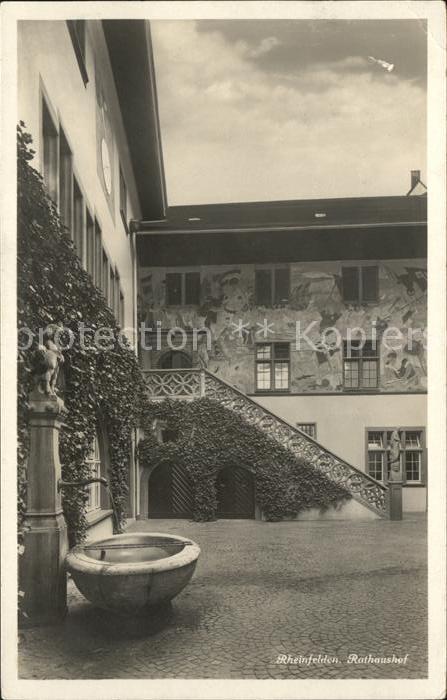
[19,515,427,679]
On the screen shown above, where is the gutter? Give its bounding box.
[131,220,427,236]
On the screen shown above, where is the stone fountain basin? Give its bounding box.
[65,532,200,612]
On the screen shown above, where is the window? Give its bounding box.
[86,434,101,512]
[404,430,424,483]
[166,273,182,305]
[255,267,290,306]
[119,166,127,230]
[94,220,102,288]
[366,429,425,484]
[119,290,125,327]
[114,271,121,319]
[367,431,386,481]
[72,178,84,261]
[86,209,95,278]
[102,250,109,301]
[42,96,91,273]
[185,272,201,305]
[67,20,88,85]
[59,129,73,234]
[342,266,378,304]
[297,423,317,439]
[256,343,290,391]
[109,267,116,311]
[343,339,379,389]
[42,99,58,203]
[166,271,201,305]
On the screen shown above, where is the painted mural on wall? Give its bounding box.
[138,260,427,394]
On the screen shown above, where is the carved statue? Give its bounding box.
[33,325,65,396]
[388,429,402,481]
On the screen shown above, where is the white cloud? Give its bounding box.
[151,21,426,205]
[247,36,281,59]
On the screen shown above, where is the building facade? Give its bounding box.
[137,194,427,514]
[17,19,427,527]
[17,19,166,538]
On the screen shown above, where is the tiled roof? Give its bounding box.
[136,194,426,233]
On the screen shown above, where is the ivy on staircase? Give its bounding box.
[138,398,352,522]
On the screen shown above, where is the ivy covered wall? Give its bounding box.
[17,124,145,545]
[138,398,352,522]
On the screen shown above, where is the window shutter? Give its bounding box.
[255,269,272,306]
[274,343,290,360]
[342,267,359,302]
[185,272,201,305]
[166,273,182,305]
[362,266,379,302]
[274,268,290,305]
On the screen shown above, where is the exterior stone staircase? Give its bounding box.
[143,368,389,518]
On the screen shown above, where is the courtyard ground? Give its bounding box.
[19,514,427,680]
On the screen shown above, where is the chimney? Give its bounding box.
[411,170,420,189]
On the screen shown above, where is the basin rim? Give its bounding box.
[66,531,201,576]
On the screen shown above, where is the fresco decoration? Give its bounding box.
[139,260,427,394]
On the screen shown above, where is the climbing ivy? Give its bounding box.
[139,398,351,521]
[17,123,146,545]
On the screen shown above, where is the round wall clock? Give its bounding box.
[101,137,112,194]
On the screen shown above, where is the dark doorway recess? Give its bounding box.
[216,466,255,519]
[148,462,193,518]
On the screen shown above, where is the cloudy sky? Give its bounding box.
[151,20,427,206]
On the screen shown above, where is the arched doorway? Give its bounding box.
[148,462,193,518]
[159,351,192,369]
[216,466,255,519]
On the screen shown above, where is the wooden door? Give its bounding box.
[148,462,193,518]
[216,466,255,519]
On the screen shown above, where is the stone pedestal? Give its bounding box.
[388,482,403,521]
[20,388,68,626]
